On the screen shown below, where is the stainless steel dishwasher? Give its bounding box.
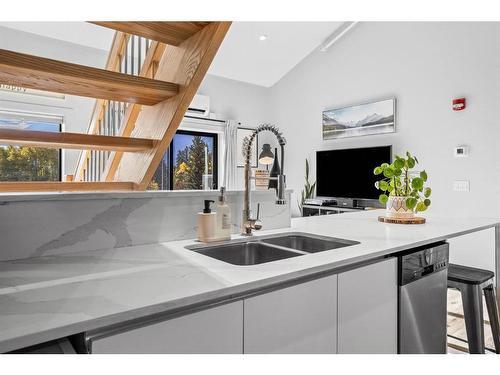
[398,242,449,354]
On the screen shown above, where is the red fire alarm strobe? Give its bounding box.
[453,98,466,111]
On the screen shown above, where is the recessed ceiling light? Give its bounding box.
[259,35,268,41]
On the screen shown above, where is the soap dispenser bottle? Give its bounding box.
[198,200,216,243]
[215,187,231,241]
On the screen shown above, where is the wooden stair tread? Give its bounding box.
[0,128,155,152]
[0,48,178,105]
[0,181,137,192]
[91,22,211,46]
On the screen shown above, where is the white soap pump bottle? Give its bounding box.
[197,200,216,243]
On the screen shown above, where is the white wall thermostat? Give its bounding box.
[454,146,469,158]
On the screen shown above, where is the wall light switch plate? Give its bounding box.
[453,180,470,192]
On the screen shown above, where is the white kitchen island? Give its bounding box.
[0,210,498,353]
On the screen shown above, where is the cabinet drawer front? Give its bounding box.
[337,258,397,354]
[90,301,243,354]
[244,275,337,354]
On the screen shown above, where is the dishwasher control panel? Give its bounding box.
[399,242,449,286]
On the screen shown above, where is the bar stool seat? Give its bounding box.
[448,264,495,285]
[448,264,500,354]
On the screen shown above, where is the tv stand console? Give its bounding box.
[301,198,382,217]
[302,204,367,217]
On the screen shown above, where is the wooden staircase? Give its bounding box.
[0,21,231,192]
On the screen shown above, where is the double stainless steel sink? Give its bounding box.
[186,233,359,266]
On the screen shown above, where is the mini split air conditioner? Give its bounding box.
[186,94,210,118]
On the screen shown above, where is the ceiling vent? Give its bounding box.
[186,94,210,118]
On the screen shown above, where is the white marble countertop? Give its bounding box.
[0,210,498,353]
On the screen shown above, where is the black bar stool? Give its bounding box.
[447,264,500,354]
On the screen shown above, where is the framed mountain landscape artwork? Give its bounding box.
[322,98,396,140]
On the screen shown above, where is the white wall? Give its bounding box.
[267,22,500,270]
[0,26,108,176]
[198,74,275,189]
[199,74,271,127]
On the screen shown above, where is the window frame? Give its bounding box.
[0,114,63,182]
[162,129,219,191]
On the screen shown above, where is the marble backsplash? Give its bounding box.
[0,190,291,261]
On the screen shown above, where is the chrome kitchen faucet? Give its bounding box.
[241,124,286,235]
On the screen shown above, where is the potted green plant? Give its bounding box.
[297,158,316,215]
[373,151,431,218]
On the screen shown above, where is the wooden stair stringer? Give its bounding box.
[112,22,231,188]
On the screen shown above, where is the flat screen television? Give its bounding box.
[316,146,392,200]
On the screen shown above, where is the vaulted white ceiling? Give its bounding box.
[0,21,344,87]
[208,22,344,87]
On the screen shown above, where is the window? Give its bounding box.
[150,130,218,190]
[0,114,62,182]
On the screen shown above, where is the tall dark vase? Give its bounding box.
[268,147,281,190]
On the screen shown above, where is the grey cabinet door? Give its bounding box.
[90,301,243,354]
[337,258,398,354]
[244,275,338,354]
